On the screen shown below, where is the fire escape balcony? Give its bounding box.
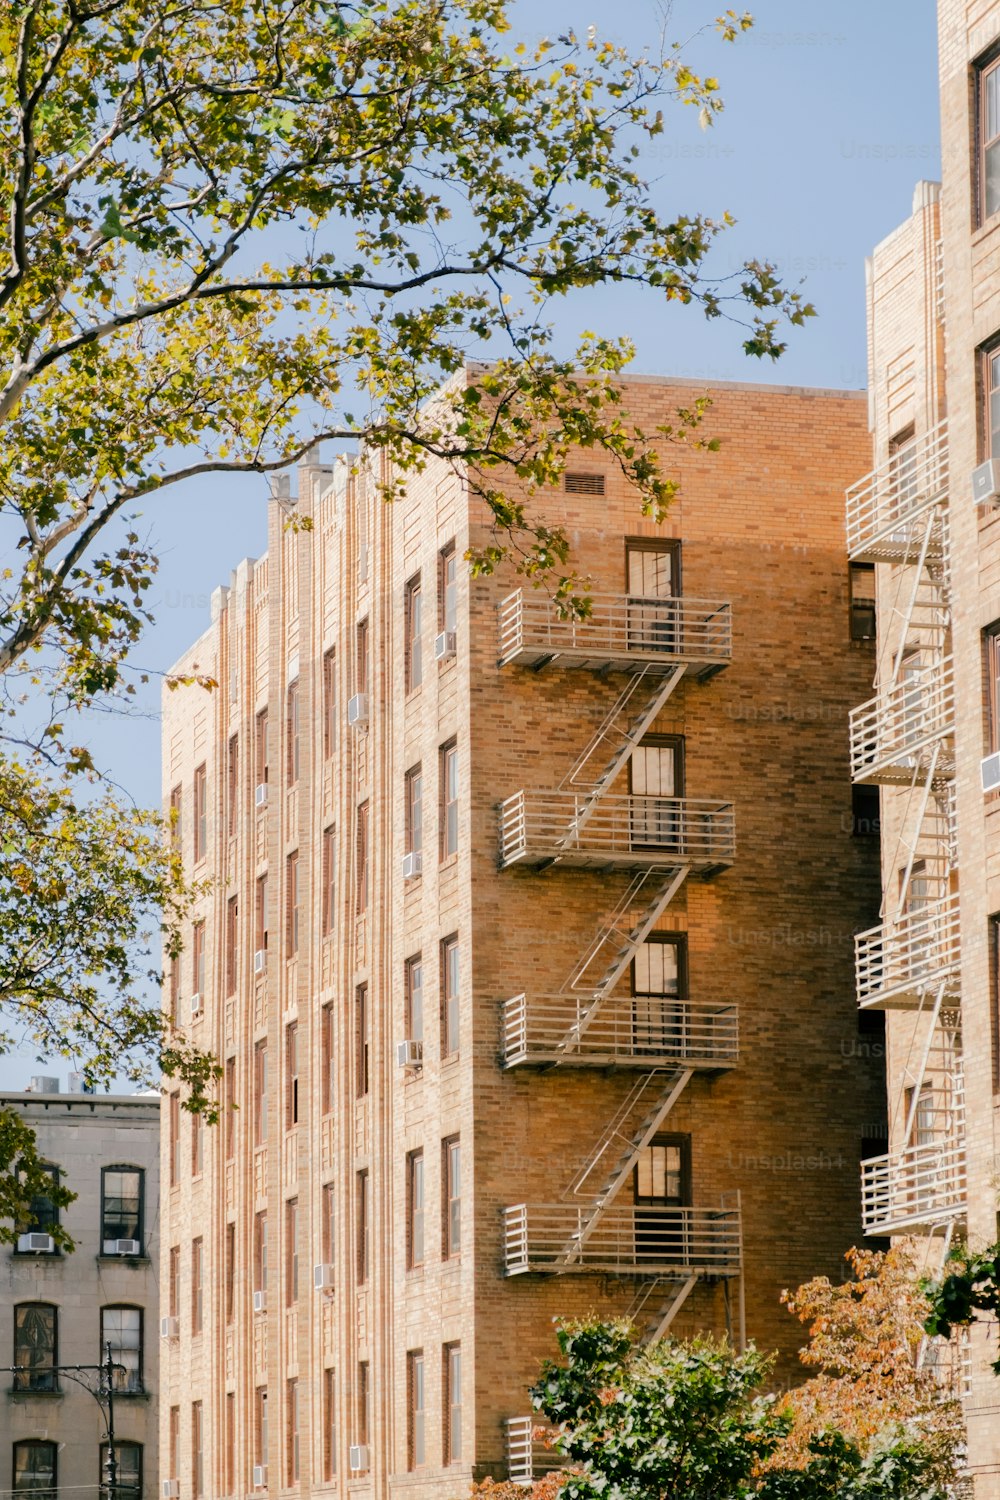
[849,656,955,785]
[499,792,735,872]
[503,1202,742,1277]
[846,419,949,563]
[501,993,738,1071]
[861,1135,966,1236]
[855,893,961,1010]
[498,590,732,677]
[505,1419,563,1487]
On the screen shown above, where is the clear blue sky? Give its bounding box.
[2,0,941,1089]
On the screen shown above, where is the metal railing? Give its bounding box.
[501,993,738,1070]
[499,792,735,871]
[855,894,961,1008]
[498,590,732,673]
[505,1418,564,1486]
[861,1135,966,1235]
[503,1202,742,1276]
[849,656,955,784]
[846,420,949,561]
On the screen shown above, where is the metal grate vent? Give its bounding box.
[564,472,605,496]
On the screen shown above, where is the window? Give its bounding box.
[322,1182,336,1269]
[405,575,423,692]
[287,1380,300,1485]
[169,1408,180,1481]
[286,680,300,786]
[356,801,370,913]
[986,625,1000,756]
[405,765,423,858]
[13,1304,57,1391]
[356,984,369,1097]
[225,1056,237,1159]
[255,873,269,958]
[226,895,239,995]
[440,741,458,859]
[851,783,880,837]
[984,340,1000,461]
[565,471,605,495]
[254,1212,268,1295]
[286,1198,299,1304]
[18,1165,59,1242]
[438,543,457,634]
[356,618,369,696]
[100,1441,141,1500]
[255,1043,268,1145]
[255,708,269,793]
[286,1023,299,1128]
[405,956,423,1044]
[323,647,337,759]
[444,1343,462,1463]
[13,1442,56,1498]
[357,1169,370,1285]
[407,1150,424,1269]
[633,1134,691,1263]
[256,1388,269,1467]
[102,1166,143,1251]
[323,1368,337,1480]
[441,936,460,1057]
[321,1003,335,1115]
[888,425,917,519]
[169,1094,181,1186]
[169,785,182,848]
[193,763,207,861]
[408,1351,426,1469]
[631,935,686,1057]
[849,562,876,641]
[191,1240,203,1334]
[192,920,205,1002]
[286,850,300,955]
[322,826,336,934]
[192,1401,204,1500]
[102,1305,143,1393]
[227,733,239,839]
[226,1394,236,1495]
[625,537,679,598]
[170,952,180,1024]
[225,1223,236,1324]
[192,1109,203,1177]
[979,52,1000,222]
[443,1137,461,1258]
[168,1246,180,1320]
[358,1361,371,1450]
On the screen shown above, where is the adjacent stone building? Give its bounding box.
[159,373,886,1499]
[2,1081,160,1500]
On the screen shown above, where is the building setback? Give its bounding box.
[159,374,885,1499]
[847,1,1000,1491]
[2,1083,160,1500]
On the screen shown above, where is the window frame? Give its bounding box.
[438,542,458,635]
[13,1440,57,1499]
[322,647,337,760]
[442,1136,461,1259]
[192,919,206,1002]
[443,1343,462,1464]
[978,49,1000,225]
[405,764,423,858]
[225,893,239,996]
[356,983,370,1098]
[322,825,336,935]
[285,1022,299,1129]
[101,1165,144,1252]
[848,561,877,642]
[13,1303,58,1393]
[193,763,207,862]
[191,1239,203,1336]
[255,707,269,792]
[408,1350,426,1469]
[286,679,301,787]
[101,1303,144,1394]
[405,955,424,1044]
[356,617,369,697]
[100,1441,141,1500]
[439,740,459,861]
[356,801,370,914]
[286,850,300,955]
[321,1002,335,1115]
[286,1198,299,1306]
[227,733,239,839]
[407,1149,425,1270]
[254,1042,269,1146]
[192,1400,205,1500]
[981,335,1000,463]
[405,573,423,693]
[356,1169,370,1286]
[441,935,460,1058]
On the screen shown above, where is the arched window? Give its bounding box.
[100,1166,144,1253]
[100,1442,142,1500]
[100,1305,143,1393]
[13,1304,57,1392]
[13,1441,56,1497]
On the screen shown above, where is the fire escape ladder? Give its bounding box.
[556,666,685,845]
[899,982,947,1151]
[560,1067,694,1264]
[885,506,944,687]
[914,1221,957,1374]
[627,1274,700,1345]
[889,744,943,923]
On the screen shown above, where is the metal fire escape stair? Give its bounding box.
[626,1273,700,1344]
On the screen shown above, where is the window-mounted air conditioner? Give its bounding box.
[160,1316,179,1339]
[349,1446,369,1473]
[314,1262,335,1292]
[402,851,422,881]
[255,782,268,808]
[347,693,369,727]
[254,948,266,975]
[17,1232,54,1253]
[434,630,457,662]
[396,1039,423,1069]
[106,1238,141,1256]
[982,752,1000,793]
[162,1481,180,1498]
[973,458,1000,507]
[253,1289,267,1314]
[252,1466,268,1490]
[190,992,202,1018]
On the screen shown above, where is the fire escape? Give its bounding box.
[846,419,965,1264]
[497,589,740,1479]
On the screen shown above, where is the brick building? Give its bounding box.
[2,1081,160,1500]
[846,1,1000,1490]
[159,373,886,1498]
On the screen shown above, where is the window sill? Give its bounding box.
[7,1387,64,1399]
[96,1253,150,1266]
[10,1249,61,1259]
[972,214,1000,246]
[438,853,459,871]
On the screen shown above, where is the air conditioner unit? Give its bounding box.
[162,1481,180,1499]
[253,1289,267,1314]
[973,457,1000,506]
[255,782,268,808]
[402,851,422,880]
[349,1446,369,1473]
[982,752,1000,793]
[434,630,457,661]
[108,1238,142,1256]
[17,1232,54,1253]
[252,1466,268,1490]
[160,1316,179,1339]
[254,948,266,975]
[313,1262,335,1291]
[347,692,368,727]
[190,992,202,1018]
[396,1039,423,1069]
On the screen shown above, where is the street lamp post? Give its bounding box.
[4,1343,126,1500]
